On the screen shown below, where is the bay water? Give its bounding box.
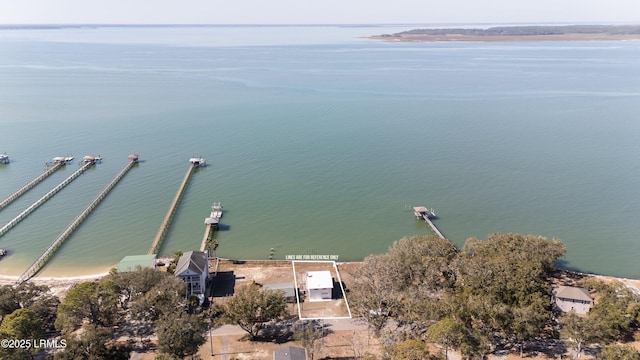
[0,25,639,278]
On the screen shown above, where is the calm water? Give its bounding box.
[0,25,639,278]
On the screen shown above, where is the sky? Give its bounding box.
[0,0,639,25]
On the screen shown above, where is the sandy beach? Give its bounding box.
[0,272,110,297]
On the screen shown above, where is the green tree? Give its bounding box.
[510,296,549,357]
[294,321,325,360]
[107,267,167,309]
[0,308,44,359]
[386,338,436,360]
[130,274,186,323]
[350,236,458,337]
[221,283,287,339]
[349,253,400,336]
[0,285,19,318]
[0,308,44,339]
[156,311,206,359]
[454,233,564,350]
[560,310,598,360]
[426,318,464,360]
[55,326,131,360]
[55,280,121,332]
[600,344,640,360]
[0,282,59,332]
[579,278,640,342]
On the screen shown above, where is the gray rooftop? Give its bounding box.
[174,251,208,276]
[274,346,306,360]
[554,285,593,302]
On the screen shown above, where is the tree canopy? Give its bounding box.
[220,282,287,339]
[349,233,567,358]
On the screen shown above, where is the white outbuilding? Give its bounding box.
[306,271,333,302]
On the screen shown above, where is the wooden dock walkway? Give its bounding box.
[0,162,63,212]
[148,163,196,255]
[16,157,137,284]
[200,222,213,252]
[413,206,446,239]
[0,162,94,239]
[200,203,222,252]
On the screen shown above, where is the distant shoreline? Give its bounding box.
[367,24,640,42]
[368,33,640,42]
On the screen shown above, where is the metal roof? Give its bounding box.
[274,346,306,360]
[554,285,593,302]
[117,254,156,273]
[174,251,208,276]
[306,271,333,290]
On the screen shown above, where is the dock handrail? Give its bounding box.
[0,162,93,239]
[148,163,195,255]
[16,159,136,284]
[0,162,63,212]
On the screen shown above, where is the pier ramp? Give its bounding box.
[148,160,201,255]
[413,206,446,239]
[0,161,95,239]
[16,156,138,284]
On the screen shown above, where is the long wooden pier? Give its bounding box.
[148,162,197,255]
[0,162,64,212]
[0,161,94,239]
[16,156,138,284]
[413,206,446,239]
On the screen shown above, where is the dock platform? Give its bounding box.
[413,206,446,239]
[16,155,138,284]
[0,160,95,239]
[148,159,201,255]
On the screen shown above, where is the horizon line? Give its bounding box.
[2,21,639,28]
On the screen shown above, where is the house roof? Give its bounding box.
[274,346,306,360]
[264,283,297,298]
[117,254,156,273]
[306,271,333,290]
[175,251,208,277]
[554,286,593,302]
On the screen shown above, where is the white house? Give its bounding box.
[175,251,209,298]
[306,271,333,302]
[553,285,593,314]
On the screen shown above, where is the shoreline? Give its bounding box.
[366,34,640,42]
[1,260,638,299]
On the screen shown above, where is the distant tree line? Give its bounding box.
[386,25,640,37]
